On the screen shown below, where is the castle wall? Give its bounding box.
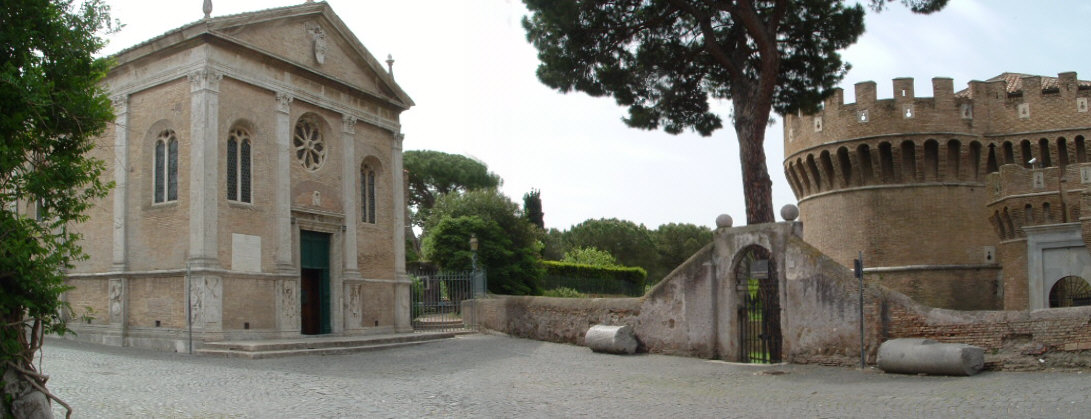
[785,73,1091,311]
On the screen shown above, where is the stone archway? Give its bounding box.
[1049,276,1091,308]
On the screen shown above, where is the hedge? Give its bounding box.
[539,260,647,297]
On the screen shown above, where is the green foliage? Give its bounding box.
[523,189,544,229]
[541,260,646,297]
[561,246,617,267]
[422,214,543,296]
[564,218,656,277]
[540,227,567,261]
[1,0,117,414]
[404,150,501,227]
[652,223,713,283]
[541,287,586,298]
[523,0,945,223]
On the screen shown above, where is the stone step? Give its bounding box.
[197,340,438,359]
[195,332,459,359]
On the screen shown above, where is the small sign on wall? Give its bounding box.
[232,233,262,272]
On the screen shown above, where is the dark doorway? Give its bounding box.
[735,245,782,363]
[300,230,331,335]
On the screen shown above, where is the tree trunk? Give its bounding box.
[2,367,53,419]
[732,94,776,225]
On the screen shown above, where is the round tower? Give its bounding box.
[783,73,1091,310]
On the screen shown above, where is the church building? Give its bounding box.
[63,1,413,351]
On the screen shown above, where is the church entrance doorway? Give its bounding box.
[300,230,331,335]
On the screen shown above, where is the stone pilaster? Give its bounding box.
[274,92,294,272]
[111,94,129,272]
[341,114,360,279]
[391,132,411,332]
[187,69,222,269]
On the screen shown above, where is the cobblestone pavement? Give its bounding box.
[38,334,1091,418]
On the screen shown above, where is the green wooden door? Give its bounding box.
[300,230,331,334]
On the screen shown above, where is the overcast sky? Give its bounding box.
[100,0,1091,231]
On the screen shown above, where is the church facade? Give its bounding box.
[64,2,413,351]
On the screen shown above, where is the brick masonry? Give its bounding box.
[469,222,1091,366]
[784,72,1091,311]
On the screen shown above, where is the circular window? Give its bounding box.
[293,118,326,171]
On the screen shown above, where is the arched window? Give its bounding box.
[1049,276,1091,308]
[1039,138,1052,167]
[879,142,895,183]
[361,163,377,224]
[1057,137,1070,168]
[969,141,982,180]
[1076,135,1087,163]
[946,140,961,180]
[1002,141,1015,165]
[836,147,852,187]
[924,140,939,180]
[806,154,822,192]
[1020,140,1033,167]
[227,127,252,203]
[900,141,917,182]
[819,151,835,189]
[154,130,178,203]
[1024,204,1034,224]
[986,145,999,173]
[857,144,874,184]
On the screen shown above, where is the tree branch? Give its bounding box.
[667,0,742,78]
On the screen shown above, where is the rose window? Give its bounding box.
[293,119,326,171]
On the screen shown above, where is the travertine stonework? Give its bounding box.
[784,72,1091,310]
[64,2,413,351]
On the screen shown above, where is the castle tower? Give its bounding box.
[783,73,1091,310]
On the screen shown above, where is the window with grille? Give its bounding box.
[361,164,376,224]
[154,130,179,203]
[226,128,252,203]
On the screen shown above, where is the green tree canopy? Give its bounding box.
[523,188,544,229]
[652,223,713,281]
[523,0,945,224]
[564,218,657,276]
[404,150,501,226]
[561,246,618,267]
[1,0,117,415]
[422,189,543,295]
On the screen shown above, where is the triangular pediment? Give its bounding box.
[115,2,412,109]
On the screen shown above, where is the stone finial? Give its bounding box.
[386,54,395,76]
[715,214,733,229]
[203,0,212,19]
[780,204,799,222]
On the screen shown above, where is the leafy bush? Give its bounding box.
[561,246,617,267]
[542,287,586,298]
[422,215,542,295]
[540,260,646,296]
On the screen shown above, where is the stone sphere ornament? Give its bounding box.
[780,204,800,222]
[715,214,733,229]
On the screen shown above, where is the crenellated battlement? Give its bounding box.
[783,72,1091,201]
[984,163,1088,241]
[784,72,1091,159]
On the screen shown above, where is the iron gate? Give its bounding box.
[410,266,486,332]
[736,246,782,363]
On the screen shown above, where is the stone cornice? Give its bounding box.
[106,59,401,133]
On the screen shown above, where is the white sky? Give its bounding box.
[100,0,1091,231]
